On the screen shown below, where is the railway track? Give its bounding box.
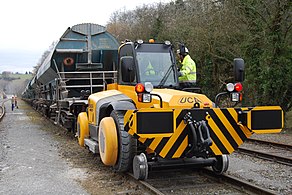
[0,99,8,121]
[127,138,292,195]
[29,102,289,195]
[237,138,292,166]
[247,138,292,150]
[127,167,278,195]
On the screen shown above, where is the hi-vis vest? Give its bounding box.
[179,55,196,83]
[145,62,155,76]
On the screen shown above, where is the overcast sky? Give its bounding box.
[0,0,170,73]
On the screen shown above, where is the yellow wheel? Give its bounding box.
[77,112,89,146]
[99,117,118,166]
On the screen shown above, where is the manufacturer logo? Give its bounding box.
[179,96,202,104]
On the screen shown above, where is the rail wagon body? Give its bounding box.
[28,23,119,130]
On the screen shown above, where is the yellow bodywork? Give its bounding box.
[88,90,123,125]
[108,84,214,109]
[246,106,283,134]
[92,83,283,158]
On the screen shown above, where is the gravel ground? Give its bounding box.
[0,100,150,195]
[228,152,292,195]
[1,99,291,195]
[0,101,88,195]
[228,132,292,195]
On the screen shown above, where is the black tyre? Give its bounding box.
[110,110,137,172]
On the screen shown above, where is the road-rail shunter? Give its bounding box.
[77,39,283,180]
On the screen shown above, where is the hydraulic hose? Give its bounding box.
[184,112,198,156]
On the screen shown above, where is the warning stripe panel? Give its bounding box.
[173,136,188,158]
[176,110,187,128]
[124,107,252,158]
[209,125,229,154]
[149,137,164,150]
[155,137,170,155]
[207,117,234,154]
[208,110,238,150]
[209,139,222,155]
[166,127,188,158]
[143,138,154,146]
[229,108,252,137]
[213,109,243,146]
[160,121,186,158]
[222,109,247,141]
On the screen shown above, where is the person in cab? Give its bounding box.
[177,45,197,88]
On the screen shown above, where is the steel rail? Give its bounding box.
[126,173,164,195]
[127,167,278,195]
[0,106,4,120]
[0,100,7,121]
[237,147,292,166]
[201,168,278,195]
[247,138,292,150]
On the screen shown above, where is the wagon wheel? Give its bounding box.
[60,111,67,126]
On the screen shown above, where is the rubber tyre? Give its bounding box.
[111,110,137,173]
[77,112,89,146]
[98,117,118,166]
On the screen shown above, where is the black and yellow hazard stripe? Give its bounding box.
[123,107,263,158]
[124,109,189,159]
[206,108,250,155]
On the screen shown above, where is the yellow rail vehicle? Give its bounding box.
[77,40,283,180]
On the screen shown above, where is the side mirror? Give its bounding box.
[121,56,136,83]
[234,58,245,82]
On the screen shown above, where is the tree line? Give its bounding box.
[106,0,292,112]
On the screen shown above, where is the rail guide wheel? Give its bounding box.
[133,153,148,180]
[212,154,229,175]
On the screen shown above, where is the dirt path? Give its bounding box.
[0,100,89,194]
[0,100,149,195]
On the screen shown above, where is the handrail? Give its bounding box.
[55,70,118,94]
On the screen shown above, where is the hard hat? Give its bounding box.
[177,46,189,55]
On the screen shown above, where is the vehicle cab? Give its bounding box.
[118,39,179,88]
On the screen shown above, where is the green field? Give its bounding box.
[0,73,33,96]
[0,73,33,80]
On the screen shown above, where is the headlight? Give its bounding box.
[226,83,235,92]
[137,39,143,44]
[164,40,171,45]
[144,82,153,93]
